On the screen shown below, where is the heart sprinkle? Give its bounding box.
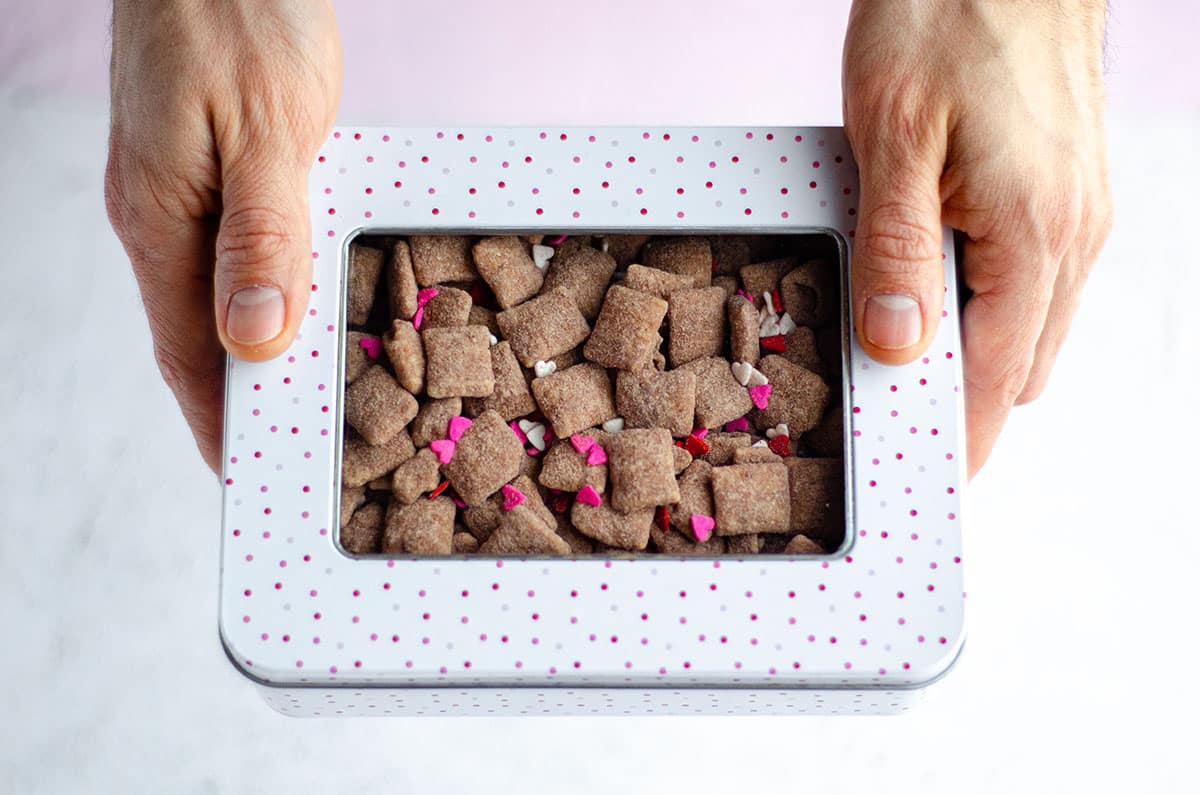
[690,514,715,542]
[749,383,772,410]
[447,415,472,442]
[532,244,555,271]
[509,421,528,445]
[760,334,786,353]
[501,484,526,511]
[656,506,670,533]
[533,360,557,378]
[576,485,602,507]
[358,337,382,359]
[767,434,792,457]
[569,434,595,454]
[412,306,425,331]
[764,424,789,439]
[691,427,709,439]
[429,438,455,464]
[585,445,608,466]
[746,367,769,387]
[525,422,547,451]
[724,417,750,433]
[683,434,710,457]
[601,417,624,434]
[730,361,753,386]
[428,480,450,499]
[545,234,568,245]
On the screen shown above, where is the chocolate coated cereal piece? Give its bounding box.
[341,502,385,554]
[583,285,668,371]
[344,366,419,446]
[409,235,477,285]
[726,533,762,554]
[784,457,843,543]
[421,286,472,329]
[759,533,794,554]
[615,368,697,438]
[345,332,378,384]
[727,295,760,366]
[623,264,694,300]
[383,319,425,394]
[383,494,456,554]
[698,432,751,466]
[467,305,501,337]
[541,246,618,320]
[548,346,584,373]
[387,239,420,320]
[442,409,525,505]
[570,495,653,551]
[669,459,714,534]
[672,444,693,474]
[463,341,536,421]
[668,286,727,366]
[347,243,384,325]
[781,259,838,327]
[340,485,366,529]
[538,433,607,493]
[782,326,825,374]
[496,287,592,367]
[342,427,416,488]
[643,236,712,287]
[650,522,726,555]
[473,236,546,309]
[739,257,797,308]
[732,446,783,464]
[531,362,616,438]
[676,355,754,429]
[452,531,480,553]
[391,447,441,504]
[754,355,831,433]
[408,397,462,448]
[423,325,495,398]
[480,503,572,555]
[367,475,392,492]
[712,275,739,300]
[708,234,752,277]
[555,513,595,554]
[602,234,652,268]
[711,462,791,535]
[784,533,825,555]
[803,403,844,457]
[607,428,680,514]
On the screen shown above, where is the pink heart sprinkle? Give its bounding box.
[526,447,541,457]
[416,287,440,307]
[447,416,472,442]
[412,306,425,331]
[509,421,527,445]
[569,434,595,454]
[736,289,755,303]
[358,337,382,359]
[725,417,750,433]
[586,445,607,466]
[576,485,602,507]
[690,514,715,542]
[429,439,455,464]
[501,484,526,511]
[691,427,709,439]
[749,383,772,410]
[545,234,568,245]
[452,496,467,508]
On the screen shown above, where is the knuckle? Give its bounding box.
[857,201,942,277]
[216,205,294,273]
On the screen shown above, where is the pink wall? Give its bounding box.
[0,1,1194,120]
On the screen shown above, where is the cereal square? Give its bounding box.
[344,365,418,446]
[347,243,384,326]
[698,432,751,466]
[583,285,668,371]
[803,403,844,458]
[383,494,456,554]
[643,236,712,287]
[473,236,545,309]
[570,495,653,551]
[442,409,525,505]
[383,319,425,394]
[711,462,791,535]
[676,355,754,429]
[784,534,825,555]
[712,275,739,300]
[708,234,751,276]
[726,534,762,554]
[463,340,536,421]
[340,484,366,529]
[784,457,843,542]
[733,445,783,464]
[623,264,694,300]
[607,428,680,514]
[467,305,501,337]
[615,369,696,438]
[739,257,797,308]
[541,245,617,320]
[668,287,727,366]
[650,522,726,555]
[345,331,378,384]
[672,444,693,474]
[496,287,591,367]
[423,325,495,399]
[408,397,462,448]
[531,363,616,438]
[727,295,760,366]
[538,432,607,493]
[463,474,554,547]
[409,235,477,285]
[342,427,415,487]
[754,355,831,433]
[782,326,825,373]
[341,502,384,554]
[479,503,571,555]
[391,447,442,504]
[555,513,595,554]
[421,286,472,329]
[669,459,714,534]
[386,239,419,320]
[452,531,480,553]
[781,258,839,327]
[601,233,651,268]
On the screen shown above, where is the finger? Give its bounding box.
[848,127,948,365]
[959,237,1057,478]
[105,155,225,474]
[213,142,314,362]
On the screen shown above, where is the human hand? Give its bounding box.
[842,0,1112,477]
[105,0,342,473]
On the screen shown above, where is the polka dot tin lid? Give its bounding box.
[219,127,966,696]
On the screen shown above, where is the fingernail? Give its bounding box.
[227,285,285,345]
[864,294,921,350]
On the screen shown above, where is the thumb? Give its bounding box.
[214,150,314,362]
[850,143,946,365]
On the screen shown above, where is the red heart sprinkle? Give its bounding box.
[683,434,710,457]
[429,480,450,499]
[761,334,786,353]
[771,288,784,314]
[657,506,670,533]
[767,435,792,457]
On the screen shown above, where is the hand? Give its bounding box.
[842,0,1112,477]
[105,0,342,473]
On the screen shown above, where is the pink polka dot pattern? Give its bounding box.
[220,127,965,716]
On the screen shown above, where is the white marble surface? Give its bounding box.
[2,4,1199,792]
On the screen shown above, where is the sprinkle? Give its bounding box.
[751,439,769,448]
[767,435,791,457]
[758,315,781,338]
[545,234,568,245]
[724,417,750,433]
[412,306,425,330]
[601,417,624,434]
[468,282,489,304]
[525,422,547,451]
[517,418,537,433]
[736,289,755,303]
[761,291,776,314]
[429,438,456,464]
[551,493,571,513]
[656,506,670,533]
[509,421,528,445]
[569,434,596,454]
[585,445,608,466]
[416,287,440,307]
[746,367,769,388]
[764,424,789,439]
[501,484,526,511]
[358,337,382,359]
[760,334,786,353]
[489,334,498,346]
[428,480,450,499]
[777,312,797,335]
[597,237,610,253]
[533,360,557,378]
[690,514,715,542]
[749,383,772,410]
[576,485,602,507]
[771,288,784,315]
[447,415,472,442]
[730,361,754,386]
[691,427,709,439]
[683,434,710,457]
[526,447,541,457]
[452,496,468,508]
[532,244,555,271]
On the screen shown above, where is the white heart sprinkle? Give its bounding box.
[765,424,789,439]
[533,360,557,378]
[746,367,769,388]
[777,312,797,335]
[489,334,498,346]
[518,418,537,433]
[532,245,555,271]
[730,361,753,387]
[601,417,625,434]
[759,316,781,338]
[597,237,610,253]
[752,439,769,448]
[526,423,547,451]
[761,291,777,315]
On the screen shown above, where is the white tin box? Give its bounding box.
[219,127,967,716]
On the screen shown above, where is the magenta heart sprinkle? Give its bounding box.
[724,417,750,433]
[576,485,602,507]
[358,337,382,359]
[586,445,607,466]
[690,514,715,542]
[501,484,526,512]
[749,383,772,410]
[429,438,455,464]
[447,415,472,442]
[569,434,595,454]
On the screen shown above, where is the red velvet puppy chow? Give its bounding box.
[600,233,651,268]
[408,397,462,448]
[479,503,571,555]
[409,235,477,285]
[711,462,791,535]
[344,365,418,446]
[347,243,384,325]
[739,257,797,309]
[697,432,751,466]
[441,409,525,506]
[541,245,617,320]
[623,264,694,300]
[784,457,844,543]
[531,363,616,438]
[420,286,472,329]
[422,325,495,399]
[383,319,425,394]
[538,432,608,493]
[390,447,442,504]
[668,286,727,367]
[386,239,419,321]
[584,285,668,371]
[615,369,696,438]
[472,236,545,309]
[342,427,415,488]
[669,459,715,534]
[463,340,536,421]
[344,331,378,384]
[341,502,384,554]
[727,295,760,366]
[643,236,712,287]
[382,494,456,554]
[570,495,654,551]
[781,258,839,327]
[496,287,591,367]
[606,428,680,514]
[753,355,831,433]
[676,355,754,429]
